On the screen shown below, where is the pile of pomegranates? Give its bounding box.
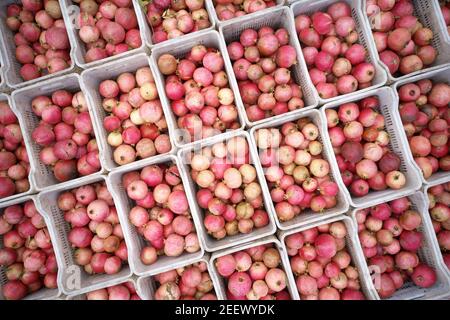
[73,0,142,63]
[152,261,217,300]
[366,0,437,76]
[295,2,376,99]
[144,0,212,44]
[58,181,128,275]
[396,79,450,180]
[426,182,450,272]
[325,95,407,197]
[192,136,271,240]
[157,46,240,144]
[212,0,277,21]
[0,99,31,199]
[284,221,367,300]
[99,66,171,166]
[5,0,71,81]
[0,200,58,300]
[31,90,101,183]
[123,163,200,266]
[254,117,339,221]
[214,243,291,300]
[227,26,305,122]
[355,197,438,298]
[84,281,140,300]
[441,2,450,35]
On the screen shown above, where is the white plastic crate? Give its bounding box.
[206,0,286,27]
[391,65,450,186]
[136,254,220,300]
[149,29,246,149]
[37,174,133,296]
[290,0,388,106]
[350,192,450,300]
[218,6,318,127]
[60,0,147,69]
[0,195,61,300]
[0,93,36,204]
[209,236,297,299]
[423,178,450,282]
[133,0,216,49]
[320,87,423,208]
[107,154,205,277]
[0,50,6,92]
[278,215,377,300]
[248,109,350,231]
[0,0,76,89]
[361,0,450,83]
[11,73,105,191]
[67,276,140,300]
[178,130,277,252]
[80,53,176,172]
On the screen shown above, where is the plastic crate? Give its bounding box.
[0,195,61,300]
[436,0,450,43]
[60,0,147,69]
[423,178,450,282]
[290,0,388,106]
[0,0,76,89]
[107,154,205,277]
[133,0,216,49]
[0,93,36,204]
[391,65,450,186]
[218,6,318,127]
[178,130,277,252]
[37,174,133,296]
[67,276,140,300]
[136,255,220,300]
[361,0,450,83]
[278,215,377,300]
[11,73,105,191]
[350,192,450,300]
[248,109,350,230]
[206,0,286,27]
[0,50,6,92]
[320,87,423,208]
[80,53,176,172]
[209,236,297,300]
[149,29,246,149]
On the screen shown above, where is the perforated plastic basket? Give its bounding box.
[80,53,176,172]
[391,64,450,186]
[423,178,450,282]
[178,131,277,252]
[0,50,6,92]
[290,0,388,106]
[0,93,36,204]
[350,192,450,300]
[11,73,105,191]
[361,0,450,83]
[436,0,450,43]
[133,0,216,49]
[219,6,318,127]
[320,87,423,208]
[107,154,205,277]
[206,0,285,27]
[136,254,220,300]
[149,29,246,149]
[60,0,147,69]
[67,276,140,300]
[37,174,133,296]
[278,215,377,300]
[209,236,297,300]
[0,0,76,89]
[248,109,350,231]
[0,195,61,300]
